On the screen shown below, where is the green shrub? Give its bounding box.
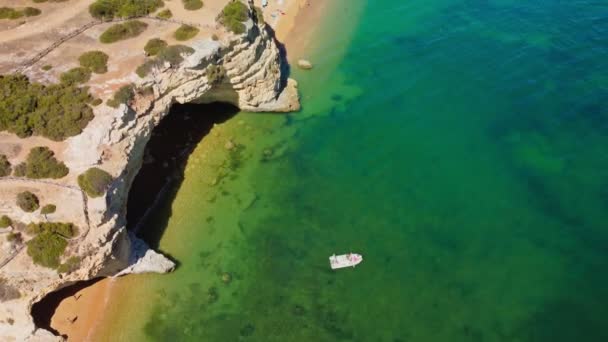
[144,38,167,56]
[57,256,80,273]
[0,154,11,177]
[78,167,113,197]
[23,7,41,17]
[41,64,52,71]
[60,67,91,85]
[0,7,24,19]
[6,232,21,243]
[136,60,157,78]
[89,0,164,19]
[156,9,172,19]
[16,191,39,212]
[100,20,148,44]
[206,64,225,84]
[27,222,78,238]
[107,84,134,108]
[26,230,67,269]
[174,25,199,41]
[13,163,25,177]
[211,33,219,41]
[0,215,11,228]
[20,146,69,179]
[41,204,57,215]
[183,0,203,11]
[0,74,94,140]
[32,0,48,3]
[218,0,248,34]
[157,44,194,65]
[79,51,109,74]
[91,98,103,106]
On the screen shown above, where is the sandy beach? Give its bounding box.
[49,1,321,340]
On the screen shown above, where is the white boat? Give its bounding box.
[329,253,363,270]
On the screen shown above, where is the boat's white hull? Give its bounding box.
[329,253,363,269]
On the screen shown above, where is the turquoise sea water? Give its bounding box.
[102,0,608,341]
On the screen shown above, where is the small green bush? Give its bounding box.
[20,146,69,179]
[206,64,225,84]
[0,154,11,177]
[41,64,52,71]
[60,67,91,85]
[100,20,148,44]
[6,232,21,243]
[91,98,103,106]
[23,7,41,17]
[144,38,167,56]
[89,0,164,19]
[156,9,172,19]
[27,222,78,238]
[57,256,80,273]
[16,191,39,212]
[136,60,157,78]
[174,25,199,41]
[41,204,57,215]
[32,0,48,3]
[78,167,113,197]
[0,7,24,19]
[157,44,194,65]
[183,0,203,11]
[0,215,11,228]
[79,51,109,74]
[218,0,248,34]
[107,84,134,108]
[26,230,67,269]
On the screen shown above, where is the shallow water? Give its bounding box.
[96,0,608,341]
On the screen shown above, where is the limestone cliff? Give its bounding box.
[0,7,298,341]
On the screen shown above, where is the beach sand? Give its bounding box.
[50,278,113,341]
[49,1,322,340]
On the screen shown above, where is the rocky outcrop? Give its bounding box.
[0,6,298,341]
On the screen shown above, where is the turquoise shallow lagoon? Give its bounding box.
[97,0,608,341]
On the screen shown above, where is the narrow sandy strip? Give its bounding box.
[49,1,320,340]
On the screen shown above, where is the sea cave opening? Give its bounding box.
[126,102,239,248]
[33,102,238,338]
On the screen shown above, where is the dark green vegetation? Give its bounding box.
[57,256,80,273]
[0,154,11,177]
[156,9,172,19]
[174,25,199,41]
[60,67,91,85]
[28,222,78,238]
[0,215,11,228]
[0,74,94,140]
[182,0,203,11]
[79,51,109,74]
[144,38,167,56]
[91,98,103,106]
[16,191,39,212]
[0,7,40,19]
[41,64,52,71]
[41,204,57,215]
[6,232,21,243]
[89,0,164,19]
[26,222,77,269]
[78,167,113,197]
[14,146,68,179]
[206,64,225,84]
[107,84,134,108]
[0,278,20,302]
[136,44,194,77]
[218,0,249,34]
[100,20,148,44]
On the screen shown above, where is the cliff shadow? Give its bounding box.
[126,102,239,249]
[265,24,291,91]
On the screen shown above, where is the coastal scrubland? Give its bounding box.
[79,51,109,74]
[219,0,249,34]
[0,74,94,140]
[174,25,200,41]
[89,0,164,19]
[136,44,194,77]
[100,20,148,43]
[13,146,69,179]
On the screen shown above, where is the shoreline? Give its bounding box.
[48,1,323,340]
